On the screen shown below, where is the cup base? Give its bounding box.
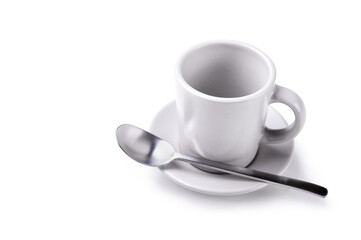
[191,164,228,174]
[190,149,260,174]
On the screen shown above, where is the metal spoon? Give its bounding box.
[116,124,328,197]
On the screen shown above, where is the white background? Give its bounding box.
[1,0,360,239]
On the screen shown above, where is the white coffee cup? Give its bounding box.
[175,40,306,168]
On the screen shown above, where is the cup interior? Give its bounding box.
[179,42,273,98]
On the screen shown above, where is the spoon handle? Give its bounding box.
[174,154,328,197]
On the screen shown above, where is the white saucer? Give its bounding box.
[150,101,294,196]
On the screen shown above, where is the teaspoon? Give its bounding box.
[116,124,328,197]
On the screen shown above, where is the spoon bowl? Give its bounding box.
[116,124,176,167]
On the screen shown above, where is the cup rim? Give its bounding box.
[176,40,276,103]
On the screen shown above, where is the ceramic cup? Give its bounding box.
[175,40,306,168]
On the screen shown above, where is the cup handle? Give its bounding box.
[263,85,306,144]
